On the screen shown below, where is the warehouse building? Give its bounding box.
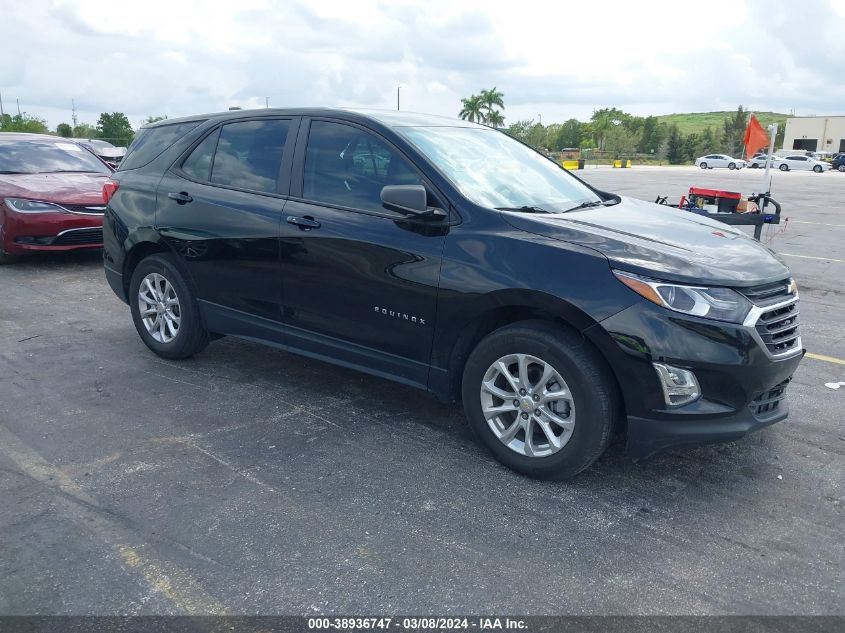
[783,115,845,153]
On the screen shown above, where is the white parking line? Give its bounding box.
[780,253,845,263]
[791,220,845,228]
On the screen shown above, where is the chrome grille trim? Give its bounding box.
[743,295,802,359]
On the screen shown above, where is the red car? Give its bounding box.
[0,133,112,263]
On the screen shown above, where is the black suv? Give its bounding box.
[833,153,845,172]
[103,109,803,479]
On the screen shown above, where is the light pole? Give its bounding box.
[397,85,402,111]
[538,113,542,126]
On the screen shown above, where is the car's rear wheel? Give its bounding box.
[728,162,736,170]
[813,165,823,173]
[129,254,208,359]
[838,165,845,172]
[461,321,617,479]
[779,164,789,171]
[699,162,708,169]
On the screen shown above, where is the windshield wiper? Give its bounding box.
[494,205,549,213]
[563,200,606,213]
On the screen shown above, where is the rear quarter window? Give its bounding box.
[118,120,204,171]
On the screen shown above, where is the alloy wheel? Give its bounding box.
[138,272,181,343]
[479,353,575,458]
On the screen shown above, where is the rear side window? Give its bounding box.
[119,121,203,171]
[181,129,220,181]
[210,119,289,194]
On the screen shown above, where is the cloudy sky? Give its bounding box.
[2,0,844,130]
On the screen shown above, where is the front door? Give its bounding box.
[279,119,448,387]
[156,117,296,331]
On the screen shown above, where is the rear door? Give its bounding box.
[156,117,298,332]
[278,118,449,387]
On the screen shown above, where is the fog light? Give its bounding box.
[653,362,700,407]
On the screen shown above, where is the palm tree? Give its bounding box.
[459,95,485,123]
[479,87,504,116]
[486,110,505,128]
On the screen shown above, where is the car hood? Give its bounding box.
[0,172,109,205]
[501,196,791,287]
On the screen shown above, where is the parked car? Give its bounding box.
[695,154,747,169]
[72,138,126,168]
[0,133,111,263]
[748,155,784,169]
[778,155,830,172]
[831,153,845,172]
[103,110,803,479]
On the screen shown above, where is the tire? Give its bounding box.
[750,163,758,169]
[813,165,822,173]
[838,165,845,172]
[0,248,16,265]
[779,164,789,171]
[728,162,736,170]
[129,254,209,359]
[461,320,618,480]
[699,162,707,169]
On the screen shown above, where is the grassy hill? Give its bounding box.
[655,111,789,135]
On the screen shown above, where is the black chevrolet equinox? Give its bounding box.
[103,109,804,479]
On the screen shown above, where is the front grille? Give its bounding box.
[741,280,793,305]
[62,204,106,215]
[755,300,800,356]
[52,228,103,246]
[749,379,790,421]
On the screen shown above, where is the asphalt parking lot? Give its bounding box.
[1,166,843,615]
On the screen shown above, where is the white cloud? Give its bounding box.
[1,0,843,130]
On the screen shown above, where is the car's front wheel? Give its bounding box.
[779,164,789,171]
[129,254,208,359]
[838,165,845,172]
[461,321,617,479]
[728,162,736,170]
[699,162,708,169]
[813,165,823,173]
[0,248,16,265]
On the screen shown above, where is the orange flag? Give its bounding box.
[743,114,769,159]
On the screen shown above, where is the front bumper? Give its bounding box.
[585,299,804,459]
[2,208,103,254]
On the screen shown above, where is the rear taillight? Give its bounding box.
[103,180,119,204]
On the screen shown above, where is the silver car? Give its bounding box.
[695,154,747,170]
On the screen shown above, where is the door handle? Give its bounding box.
[286,215,321,230]
[167,191,193,204]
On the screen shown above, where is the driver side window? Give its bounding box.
[303,120,422,213]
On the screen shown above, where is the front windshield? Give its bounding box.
[0,140,110,174]
[397,126,601,212]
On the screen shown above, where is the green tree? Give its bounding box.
[458,94,485,123]
[555,118,584,149]
[0,113,49,134]
[666,124,685,164]
[721,105,747,157]
[590,107,630,150]
[97,112,134,146]
[56,123,73,137]
[605,124,641,157]
[479,87,504,122]
[486,110,505,128]
[73,123,99,139]
[696,126,717,156]
[637,116,663,154]
[682,133,699,163]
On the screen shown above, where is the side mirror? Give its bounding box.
[381,185,445,219]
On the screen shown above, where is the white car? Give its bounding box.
[748,155,784,169]
[778,155,830,172]
[695,154,747,170]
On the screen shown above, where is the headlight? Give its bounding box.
[4,198,67,214]
[614,270,752,324]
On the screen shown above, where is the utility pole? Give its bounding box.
[72,99,78,128]
[397,85,401,111]
[16,99,21,115]
[265,97,269,108]
[0,91,4,116]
